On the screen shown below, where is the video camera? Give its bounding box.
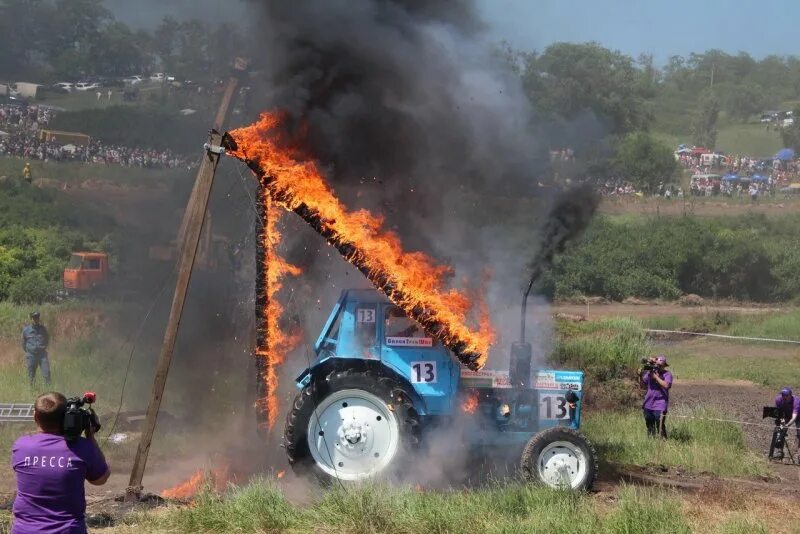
[63,392,101,442]
[763,406,782,422]
[640,358,659,372]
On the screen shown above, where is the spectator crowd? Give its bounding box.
[0,133,190,169]
[681,149,799,200]
[0,103,191,170]
[0,103,54,131]
[593,146,800,200]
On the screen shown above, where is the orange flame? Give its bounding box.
[161,464,231,500]
[256,194,302,430]
[277,470,286,479]
[229,112,495,368]
[161,470,204,500]
[461,389,479,414]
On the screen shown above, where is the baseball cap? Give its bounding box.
[30,311,40,318]
[656,355,668,366]
[781,387,793,396]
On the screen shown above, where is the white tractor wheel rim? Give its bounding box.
[537,440,588,489]
[307,388,400,481]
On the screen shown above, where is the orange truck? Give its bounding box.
[62,252,110,293]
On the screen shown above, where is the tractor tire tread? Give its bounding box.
[284,367,420,483]
[520,426,597,491]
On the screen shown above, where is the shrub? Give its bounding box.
[8,270,57,304]
[551,318,648,382]
[550,213,800,302]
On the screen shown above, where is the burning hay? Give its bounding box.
[161,464,231,501]
[225,112,495,371]
[254,186,302,430]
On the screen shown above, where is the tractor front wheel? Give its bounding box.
[520,427,597,491]
[284,369,419,483]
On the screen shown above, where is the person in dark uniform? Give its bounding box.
[22,311,50,387]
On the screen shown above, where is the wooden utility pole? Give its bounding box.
[127,59,247,498]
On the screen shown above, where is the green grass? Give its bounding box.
[0,300,117,338]
[0,155,189,186]
[715,122,782,156]
[552,318,649,381]
[666,346,800,388]
[121,477,693,534]
[582,409,770,478]
[0,509,9,534]
[717,518,769,534]
[603,485,690,534]
[643,309,800,343]
[35,84,165,112]
[652,120,782,156]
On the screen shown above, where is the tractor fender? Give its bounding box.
[295,357,429,416]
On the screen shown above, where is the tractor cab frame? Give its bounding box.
[287,289,597,490]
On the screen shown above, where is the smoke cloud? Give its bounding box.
[248,0,549,231]
[236,0,606,377]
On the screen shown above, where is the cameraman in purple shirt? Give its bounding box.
[11,392,110,534]
[641,355,673,438]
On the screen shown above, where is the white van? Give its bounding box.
[700,153,726,167]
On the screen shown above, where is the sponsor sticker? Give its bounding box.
[386,337,433,347]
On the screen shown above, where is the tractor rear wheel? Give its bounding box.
[520,427,597,491]
[284,369,420,483]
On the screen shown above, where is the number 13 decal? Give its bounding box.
[411,361,437,383]
[539,393,570,420]
[357,308,376,323]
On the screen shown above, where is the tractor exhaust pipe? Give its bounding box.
[510,185,599,387]
[509,278,535,388]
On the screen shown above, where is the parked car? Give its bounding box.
[124,75,144,85]
[53,82,74,92]
[150,73,165,82]
[74,82,99,91]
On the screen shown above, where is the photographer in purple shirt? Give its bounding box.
[11,392,110,534]
[641,355,673,438]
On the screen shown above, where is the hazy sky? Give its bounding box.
[477,0,800,62]
[106,0,800,62]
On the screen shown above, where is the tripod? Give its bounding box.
[769,419,797,464]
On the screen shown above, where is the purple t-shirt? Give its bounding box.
[774,395,800,418]
[642,370,673,411]
[11,433,108,534]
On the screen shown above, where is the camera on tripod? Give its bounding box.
[63,392,101,442]
[763,406,795,462]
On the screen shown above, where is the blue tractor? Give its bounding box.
[284,288,597,490]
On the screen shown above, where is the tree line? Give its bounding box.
[6,1,800,190]
[503,43,800,190]
[0,0,246,81]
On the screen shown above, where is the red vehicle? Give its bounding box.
[63,252,109,293]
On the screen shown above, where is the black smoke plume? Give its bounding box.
[247,0,550,234]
